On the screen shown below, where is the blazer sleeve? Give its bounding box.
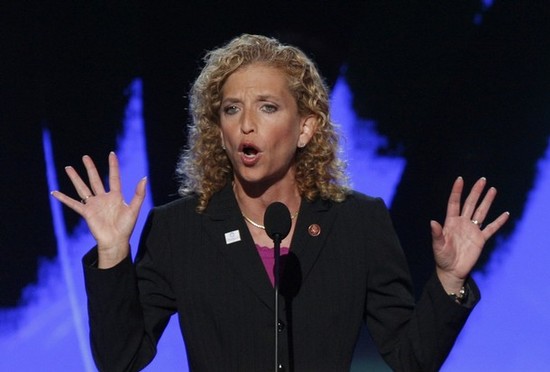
[83,208,177,372]
[363,197,479,371]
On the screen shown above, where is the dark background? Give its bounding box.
[1,0,549,316]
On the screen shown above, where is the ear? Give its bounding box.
[297,115,317,148]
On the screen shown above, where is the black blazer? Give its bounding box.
[83,185,478,372]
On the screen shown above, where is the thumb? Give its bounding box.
[129,176,147,211]
[430,220,444,249]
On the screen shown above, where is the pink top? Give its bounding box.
[256,244,289,286]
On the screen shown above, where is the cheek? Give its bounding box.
[284,122,302,145]
[272,127,300,155]
[219,124,235,143]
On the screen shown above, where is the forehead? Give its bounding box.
[222,64,291,96]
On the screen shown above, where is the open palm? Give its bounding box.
[51,152,147,268]
[431,177,509,292]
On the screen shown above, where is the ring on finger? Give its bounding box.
[471,219,482,228]
[81,194,93,204]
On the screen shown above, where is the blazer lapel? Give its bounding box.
[203,185,276,311]
[202,185,338,311]
[281,197,336,297]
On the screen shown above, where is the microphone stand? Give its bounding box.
[264,201,291,372]
[273,233,281,372]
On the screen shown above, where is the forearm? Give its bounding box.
[83,248,156,372]
[385,273,479,371]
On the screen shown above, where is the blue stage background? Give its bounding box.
[1,2,549,370]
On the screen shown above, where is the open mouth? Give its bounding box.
[243,145,258,157]
[240,143,260,158]
[239,142,261,165]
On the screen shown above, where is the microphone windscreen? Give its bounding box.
[264,202,292,241]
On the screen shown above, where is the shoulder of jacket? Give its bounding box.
[152,193,199,216]
[340,190,386,208]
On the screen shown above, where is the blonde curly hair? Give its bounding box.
[176,34,349,212]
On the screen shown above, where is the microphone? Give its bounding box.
[263,202,292,372]
[264,202,292,243]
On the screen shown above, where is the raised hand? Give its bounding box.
[50,152,147,268]
[431,177,510,294]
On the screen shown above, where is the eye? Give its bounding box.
[260,104,278,113]
[223,105,240,115]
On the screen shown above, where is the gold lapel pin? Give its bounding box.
[308,224,321,237]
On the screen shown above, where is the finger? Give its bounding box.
[82,155,106,195]
[108,152,122,193]
[461,177,486,218]
[128,177,147,212]
[446,177,464,219]
[430,220,443,244]
[65,165,94,200]
[481,211,510,240]
[471,186,497,225]
[50,190,86,215]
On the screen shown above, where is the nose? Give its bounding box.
[240,107,256,134]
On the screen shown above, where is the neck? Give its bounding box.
[232,178,301,223]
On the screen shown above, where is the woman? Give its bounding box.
[51,34,509,371]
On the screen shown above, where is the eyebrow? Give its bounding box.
[221,94,280,104]
[257,94,277,101]
[221,98,241,105]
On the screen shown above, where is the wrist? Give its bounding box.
[436,267,466,295]
[97,243,130,269]
[448,285,468,305]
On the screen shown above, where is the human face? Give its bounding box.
[219,64,315,189]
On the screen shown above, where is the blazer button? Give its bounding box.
[277,320,285,333]
[277,364,285,371]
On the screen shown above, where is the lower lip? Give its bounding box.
[241,153,261,166]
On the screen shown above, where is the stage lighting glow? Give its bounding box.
[0,75,548,371]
